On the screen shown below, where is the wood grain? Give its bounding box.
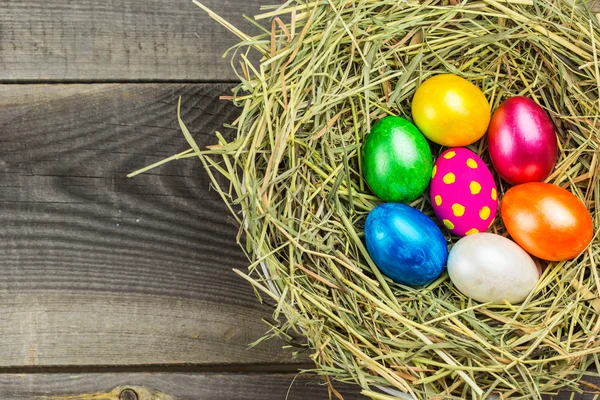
[0,373,367,400]
[0,0,268,82]
[0,83,299,366]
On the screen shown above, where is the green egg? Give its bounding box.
[362,116,433,202]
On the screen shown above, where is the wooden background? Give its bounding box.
[0,1,597,399]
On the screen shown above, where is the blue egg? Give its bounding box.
[365,203,448,286]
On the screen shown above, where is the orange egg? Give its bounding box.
[411,74,491,147]
[501,182,593,261]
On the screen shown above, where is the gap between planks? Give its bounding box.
[0,363,314,374]
[0,79,242,85]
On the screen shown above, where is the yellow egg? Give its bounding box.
[411,74,491,147]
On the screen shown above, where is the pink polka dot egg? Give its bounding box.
[430,148,498,236]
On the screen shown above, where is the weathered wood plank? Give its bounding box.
[2,0,597,83]
[0,372,596,399]
[0,373,367,400]
[0,83,298,366]
[0,0,267,82]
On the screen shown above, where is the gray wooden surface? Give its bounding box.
[0,0,264,82]
[0,373,364,400]
[0,0,597,399]
[0,83,300,367]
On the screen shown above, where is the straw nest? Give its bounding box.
[188,1,600,398]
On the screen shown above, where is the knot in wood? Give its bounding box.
[119,388,139,400]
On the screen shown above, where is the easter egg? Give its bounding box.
[501,182,593,261]
[448,233,539,304]
[362,116,433,202]
[429,148,498,236]
[411,74,491,147]
[364,203,448,286]
[488,96,558,184]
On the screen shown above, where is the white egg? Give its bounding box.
[448,233,540,304]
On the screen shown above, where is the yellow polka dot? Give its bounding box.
[491,188,497,201]
[443,219,455,230]
[479,206,491,220]
[443,151,456,159]
[467,158,478,169]
[432,165,437,178]
[434,195,442,206]
[452,203,465,217]
[443,172,456,184]
[466,228,479,235]
[469,181,481,195]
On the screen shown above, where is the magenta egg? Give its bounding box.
[488,97,558,185]
[430,148,498,237]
